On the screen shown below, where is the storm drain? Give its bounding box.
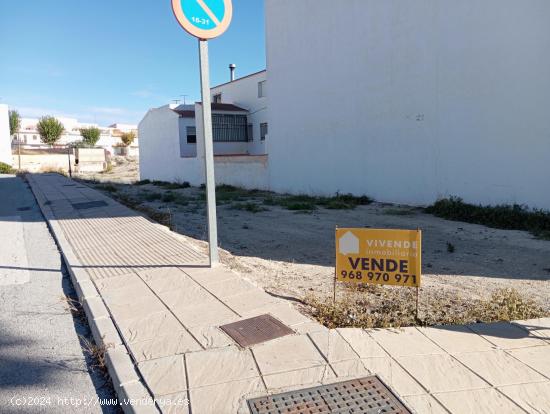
[17,207,31,211]
[220,314,294,347]
[247,376,411,414]
[71,200,108,210]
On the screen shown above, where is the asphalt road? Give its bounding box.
[0,174,120,413]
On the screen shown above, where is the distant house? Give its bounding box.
[13,118,139,156]
[139,70,268,189]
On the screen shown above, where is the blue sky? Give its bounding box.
[0,0,265,125]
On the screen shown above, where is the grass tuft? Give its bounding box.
[231,202,269,213]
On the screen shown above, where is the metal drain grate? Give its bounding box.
[71,200,108,210]
[247,376,411,414]
[220,314,294,347]
[17,207,31,211]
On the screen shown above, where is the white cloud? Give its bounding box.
[16,105,146,126]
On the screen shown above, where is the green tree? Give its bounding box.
[120,131,136,147]
[37,116,65,146]
[80,126,101,147]
[9,110,21,136]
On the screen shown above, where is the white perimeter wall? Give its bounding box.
[212,71,268,155]
[0,105,12,166]
[266,0,550,210]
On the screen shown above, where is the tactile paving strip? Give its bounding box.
[220,314,294,347]
[71,200,108,210]
[247,376,411,414]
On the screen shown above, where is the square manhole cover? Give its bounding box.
[220,314,294,347]
[247,376,411,414]
[72,200,108,210]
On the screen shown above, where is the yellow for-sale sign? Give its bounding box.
[336,228,421,287]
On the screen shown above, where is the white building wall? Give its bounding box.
[139,105,203,184]
[266,0,550,210]
[211,71,268,155]
[0,105,11,166]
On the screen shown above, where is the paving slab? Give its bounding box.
[252,334,327,376]
[396,353,489,393]
[403,394,448,414]
[512,318,550,340]
[186,346,259,388]
[137,267,193,293]
[189,377,265,414]
[369,327,445,357]
[498,381,550,414]
[361,357,426,397]
[172,301,239,329]
[419,325,496,354]
[155,392,190,414]
[506,345,550,378]
[222,289,280,314]
[242,302,312,326]
[329,359,370,379]
[263,365,336,389]
[128,330,202,362]
[434,388,525,414]
[188,326,234,349]
[468,322,546,349]
[455,349,546,386]
[139,355,187,398]
[337,328,387,358]
[308,330,359,362]
[117,311,185,344]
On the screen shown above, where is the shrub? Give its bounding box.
[305,286,546,329]
[120,131,136,146]
[426,197,550,240]
[37,116,65,145]
[9,110,21,136]
[135,179,151,185]
[152,180,191,189]
[80,127,101,147]
[0,162,14,174]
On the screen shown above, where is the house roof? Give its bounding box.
[172,103,248,118]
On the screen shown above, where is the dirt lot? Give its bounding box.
[76,159,550,323]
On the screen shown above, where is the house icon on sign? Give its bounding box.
[339,231,360,255]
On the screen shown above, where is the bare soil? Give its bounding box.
[78,159,550,316]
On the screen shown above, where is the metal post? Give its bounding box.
[67,146,72,178]
[198,39,219,266]
[17,137,21,171]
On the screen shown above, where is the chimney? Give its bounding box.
[229,63,236,81]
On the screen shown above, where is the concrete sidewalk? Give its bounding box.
[27,173,550,414]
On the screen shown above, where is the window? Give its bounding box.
[33,135,37,140]
[213,93,222,103]
[186,126,196,144]
[260,123,268,141]
[247,124,253,142]
[212,114,248,142]
[258,81,266,98]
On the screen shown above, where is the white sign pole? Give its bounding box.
[198,39,219,266]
